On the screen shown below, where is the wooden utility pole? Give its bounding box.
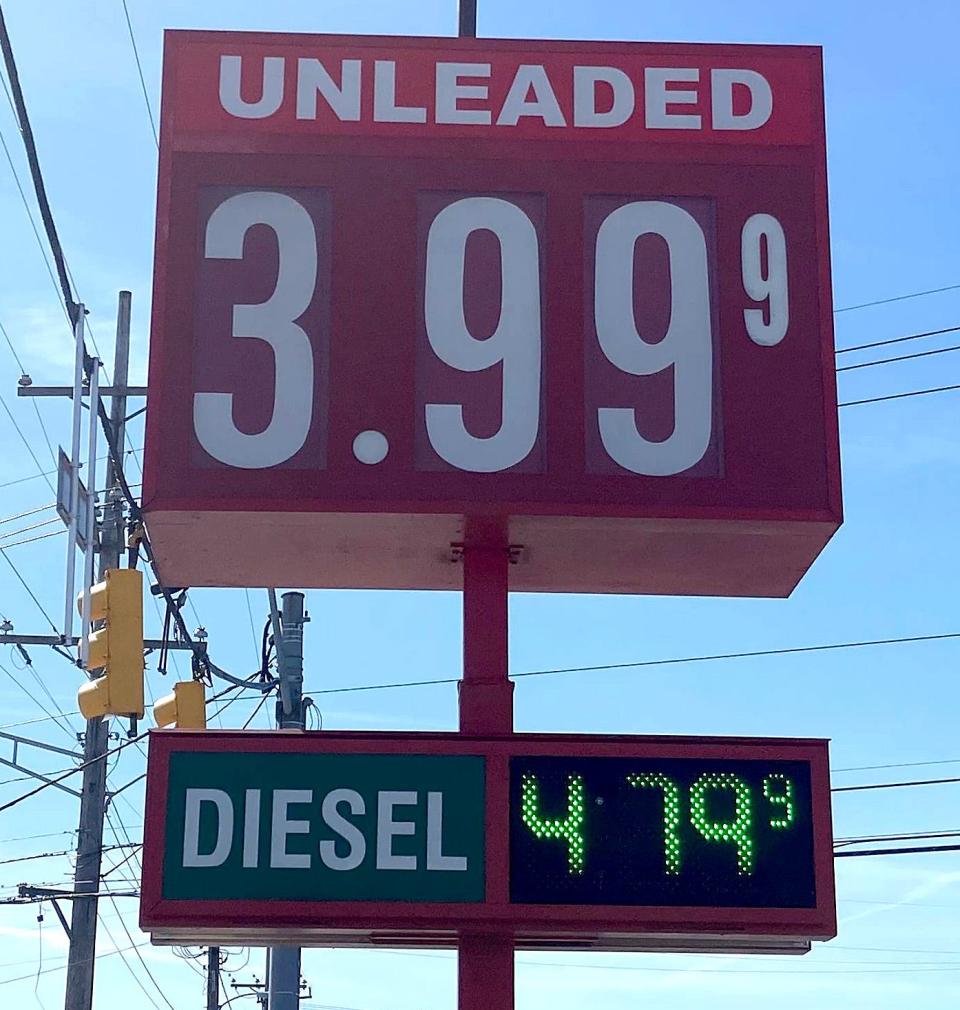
[64,291,132,1010]
[207,946,221,1010]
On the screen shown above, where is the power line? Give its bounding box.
[119,0,159,148]
[837,343,960,373]
[0,318,57,466]
[836,324,960,355]
[833,775,960,794]
[0,939,151,987]
[0,547,60,634]
[836,844,960,859]
[840,383,960,408]
[0,730,146,816]
[0,7,79,324]
[310,630,960,697]
[0,710,80,732]
[0,502,56,526]
[0,658,75,738]
[0,389,55,495]
[97,913,163,1010]
[835,283,960,314]
[835,830,960,847]
[834,757,960,773]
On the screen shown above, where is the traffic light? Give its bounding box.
[77,568,144,720]
[154,680,206,729]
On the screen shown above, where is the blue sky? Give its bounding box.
[0,1,959,1008]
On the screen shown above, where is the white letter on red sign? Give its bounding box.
[573,66,635,128]
[496,65,567,127]
[219,55,285,119]
[319,789,367,871]
[373,60,427,123]
[644,67,701,129]
[194,191,317,469]
[270,789,313,869]
[296,58,362,121]
[711,69,773,130]
[436,62,492,125]
[183,788,234,868]
[376,791,418,870]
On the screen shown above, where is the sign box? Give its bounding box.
[143,32,841,596]
[141,731,836,953]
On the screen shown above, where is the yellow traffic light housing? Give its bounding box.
[154,680,206,730]
[77,568,144,720]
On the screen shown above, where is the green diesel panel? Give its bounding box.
[162,752,485,902]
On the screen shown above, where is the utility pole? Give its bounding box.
[64,291,132,1010]
[207,946,221,1010]
[267,591,306,1010]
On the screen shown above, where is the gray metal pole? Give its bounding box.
[458,0,477,37]
[268,591,306,1009]
[64,291,131,1010]
[207,946,221,1010]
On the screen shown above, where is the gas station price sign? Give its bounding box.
[141,732,835,952]
[143,31,841,599]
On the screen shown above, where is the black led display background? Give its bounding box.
[510,756,816,908]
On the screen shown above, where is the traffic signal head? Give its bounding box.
[77,568,144,720]
[154,680,206,730]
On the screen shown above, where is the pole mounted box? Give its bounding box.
[77,568,145,719]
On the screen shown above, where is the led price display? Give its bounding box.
[510,757,815,908]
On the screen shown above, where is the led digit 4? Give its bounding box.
[521,773,586,875]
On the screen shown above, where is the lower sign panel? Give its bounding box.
[141,731,835,951]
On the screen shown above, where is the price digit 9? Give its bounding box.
[742,213,789,346]
[424,197,542,473]
[594,201,713,476]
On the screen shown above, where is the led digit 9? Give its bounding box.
[689,772,755,875]
[763,773,796,829]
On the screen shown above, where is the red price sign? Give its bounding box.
[144,33,841,595]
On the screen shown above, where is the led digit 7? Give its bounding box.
[626,772,682,875]
[520,773,586,875]
[690,772,755,875]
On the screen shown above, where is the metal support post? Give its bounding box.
[458,0,477,37]
[207,946,221,1010]
[458,518,514,1010]
[62,305,85,643]
[268,591,306,1009]
[64,291,132,1010]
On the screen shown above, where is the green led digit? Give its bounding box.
[690,773,755,875]
[521,773,586,875]
[763,774,796,829]
[627,773,681,875]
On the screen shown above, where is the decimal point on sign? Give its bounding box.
[353,430,390,465]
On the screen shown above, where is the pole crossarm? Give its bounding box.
[0,632,196,650]
[0,730,80,759]
[17,385,148,398]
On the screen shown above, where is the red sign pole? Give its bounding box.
[458,517,515,1010]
